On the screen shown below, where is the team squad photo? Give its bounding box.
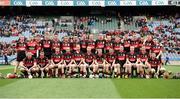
[14,33,164,79]
[0,1,180,98]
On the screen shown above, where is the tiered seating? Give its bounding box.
[162,53,180,61]
[94,17,118,31]
[80,16,118,31]
[0,36,19,43]
[148,20,180,61]
[0,55,16,64]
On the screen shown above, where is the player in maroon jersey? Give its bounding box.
[20,52,37,78]
[73,44,87,77]
[130,35,140,52]
[71,36,80,53]
[104,35,113,53]
[147,53,161,78]
[85,47,96,77]
[143,35,154,53]
[137,46,149,77]
[85,47,95,66]
[138,38,144,50]
[36,51,50,78]
[95,49,105,77]
[123,34,131,53]
[80,34,87,53]
[113,36,122,53]
[26,36,37,57]
[124,46,138,78]
[50,48,65,77]
[63,48,74,76]
[105,49,118,77]
[62,37,71,53]
[95,34,105,53]
[14,35,27,74]
[150,39,163,61]
[116,45,126,77]
[87,34,96,53]
[34,35,42,58]
[41,35,52,59]
[52,34,61,53]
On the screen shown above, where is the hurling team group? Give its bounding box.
[14,33,163,78]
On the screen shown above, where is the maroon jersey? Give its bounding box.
[42,40,52,48]
[37,57,49,67]
[105,53,116,63]
[148,58,161,67]
[96,54,104,64]
[127,52,137,63]
[151,44,162,55]
[113,41,122,51]
[52,40,61,50]
[80,40,87,49]
[27,41,37,54]
[116,51,126,61]
[73,51,83,62]
[138,40,144,48]
[51,53,63,64]
[85,53,95,63]
[62,42,71,51]
[23,57,36,68]
[87,40,95,49]
[138,52,149,62]
[123,39,131,48]
[105,40,113,50]
[71,42,80,51]
[63,52,73,63]
[145,40,153,50]
[36,41,42,50]
[16,41,26,51]
[96,40,105,49]
[130,39,139,48]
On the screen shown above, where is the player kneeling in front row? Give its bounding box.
[78,58,88,78]
[96,49,105,78]
[36,51,50,78]
[147,53,161,78]
[124,46,138,78]
[116,46,126,78]
[73,45,87,77]
[20,52,37,78]
[105,49,120,78]
[138,46,149,78]
[85,47,96,77]
[50,48,65,78]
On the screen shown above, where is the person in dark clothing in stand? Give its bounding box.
[4,53,8,65]
[165,56,170,65]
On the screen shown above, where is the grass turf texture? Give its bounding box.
[0,65,180,98]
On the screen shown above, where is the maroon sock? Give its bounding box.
[58,70,62,77]
[128,73,131,77]
[80,71,84,76]
[48,70,52,77]
[71,71,74,76]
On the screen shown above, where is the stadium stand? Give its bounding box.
[0,6,179,64]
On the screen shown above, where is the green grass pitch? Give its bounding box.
[0,65,180,98]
